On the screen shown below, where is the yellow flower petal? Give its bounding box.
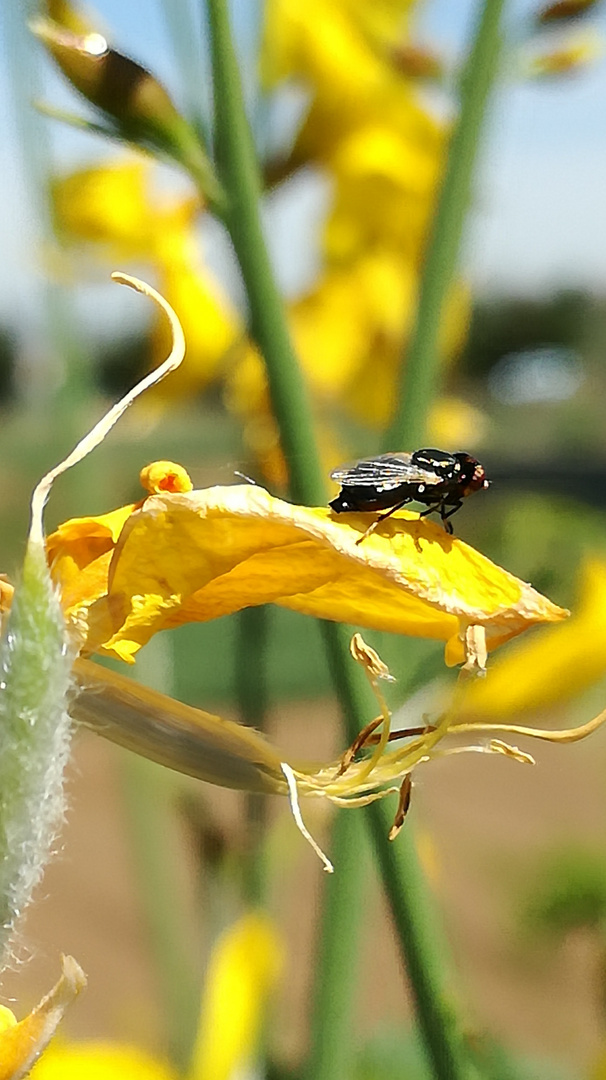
[30,1043,177,1080]
[150,252,243,398]
[52,162,157,257]
[0,957,86,1080]
[456,557,606,720]
[0,1006,17,1035]
[189,913,283,1080]
[49,482,566,665]
[47,503,135,616]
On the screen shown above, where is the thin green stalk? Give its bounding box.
[2,0,92,411]
[121,638,200,1071]
[202,4,482,1079]
[236,605,271,906]
[206,0,322,506]
[305,810,367,1080]
[385,0,506,451]
[323,622,475,1080]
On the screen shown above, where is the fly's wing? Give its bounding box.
[330,453,444,491]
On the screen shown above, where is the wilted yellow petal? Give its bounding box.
[0,957,86,1080]
[455,557,606,721]
[47,503,135,615]
[49,482,566,665]
[189,913,283,1080]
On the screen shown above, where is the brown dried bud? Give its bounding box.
[537,0,599,24]
[389,43,444,80]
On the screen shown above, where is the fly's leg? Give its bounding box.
[355,500,410,545]
[418,503,442,519]
[440,500,463,535]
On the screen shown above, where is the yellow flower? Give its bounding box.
[225,252,471,467]
[190,913,283,1080]
[455,558,606,722]
[52,161,242,394]
[262,0,415,98]
[0,957,86,1080]
[46,461,567,667]
[527,31,603,75]
[151,232,244,400]
[27,914,282,1080]
[30,1044,177,1080]
[52,161,199,259]
[323,122,442,261]
[428,397,487,451]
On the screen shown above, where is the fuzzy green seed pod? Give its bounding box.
[0,541,73,966]
[0,273,185,969]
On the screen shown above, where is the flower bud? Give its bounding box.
[389,43,444,81]
[536,0,600,24]
[32,3,223,207]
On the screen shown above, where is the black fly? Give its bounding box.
[329,448,490,541]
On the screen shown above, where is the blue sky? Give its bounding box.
[1,0,606,333]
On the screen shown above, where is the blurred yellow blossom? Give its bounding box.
[262,0,415,101]
[323,122,441,262]
[256,0,473,478]
[527,31,603,75]
[52,161,199,259]
[226,252,471,470]
[30,1044,177,1080]
[261,0,433,166]
[455,557,606,722]
[52,160,242,395]
[28,915,282,1080]
[149,231,243,400]
[190,913,283,1080]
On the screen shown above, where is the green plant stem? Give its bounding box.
[206,0,322,506]
[385,0,506,451]
[236,605,271,906]
[323,622,474,1080]
[121,638,200,1072]
[121,755,200,1070]
[203,3,478,1078]
[305,810,367,1080]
